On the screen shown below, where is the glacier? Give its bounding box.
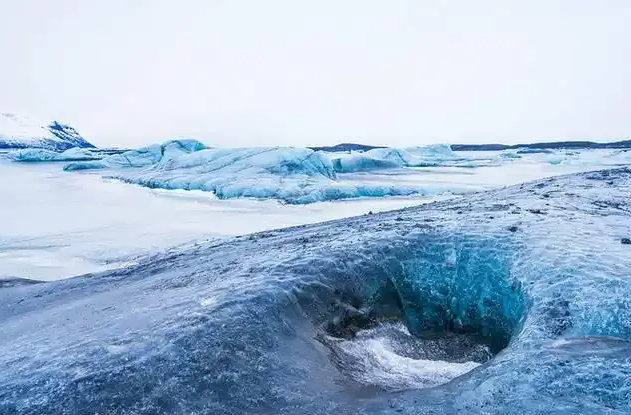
[7,147,102,162]
[500,151,522,159]
[59,141,631,204]
[331,144,476,172]
[1,167,630,414]
[63,138,206,170]
[0,112,94,151]
[62,141,487,204]
[0,154,434,281]
[64,142,468,174]
[104,146,431,204]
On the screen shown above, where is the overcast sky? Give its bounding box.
[1,1,630,148]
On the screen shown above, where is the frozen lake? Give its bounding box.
[1,148,629,281]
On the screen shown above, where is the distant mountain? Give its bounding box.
[451,140,631,151]
[308,143,385,152]
[0,113,94,151]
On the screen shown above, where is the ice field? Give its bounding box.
[1,166,630,414]
[1,146,629,281]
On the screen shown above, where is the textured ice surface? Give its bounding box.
[331,144,473,172]
[2,149,630,280]
[501,151,522,159]
[71,145,446,204]
[1,168,631,414]
[7,147,101,162]
[60,140,631,204]
[0,157,430,281]
[0,112,94,150]
[332,148,423,172]
[61,143,493,204]
[64,139,206,170]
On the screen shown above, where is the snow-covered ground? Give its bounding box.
[1,148,629,281]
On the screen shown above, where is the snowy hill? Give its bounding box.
[0,113,94,151]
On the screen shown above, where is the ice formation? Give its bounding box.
[64,139,206,170]
[501,151,522,159]
[109,147,434,204]
[1,168,630,414]
[62,142,485,203]
[59,139,631,205]
[7,147,102,162]
[65,143,427,203]
[516,148,554,154]
[406,143,464,161]
[331,144,472,172]
[0,112,94,150]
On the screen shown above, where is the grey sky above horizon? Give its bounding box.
[1,1,630,148]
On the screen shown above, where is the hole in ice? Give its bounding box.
[316,239,526,391]
[323,322,491,391]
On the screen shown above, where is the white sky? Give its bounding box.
[1,1,630,148]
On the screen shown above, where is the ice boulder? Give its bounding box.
[547,156,564,165]
[331,144,472,173]
[64,139,207,171]
[406,143,462,161]
[63,142,482,204]
[545,151,582,166]
[152,146,335,178]
[7,147,101,162]
[332,148,420,173]
[0,112,94,150]
[99,145,453,203]
[108,147,348,203]
[501,152,522,159]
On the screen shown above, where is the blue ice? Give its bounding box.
[332,144,473,172]
[8,147,102,162]
[1,168,630,414]
[61,141,484,203]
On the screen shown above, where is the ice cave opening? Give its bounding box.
[315,237,528,391]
